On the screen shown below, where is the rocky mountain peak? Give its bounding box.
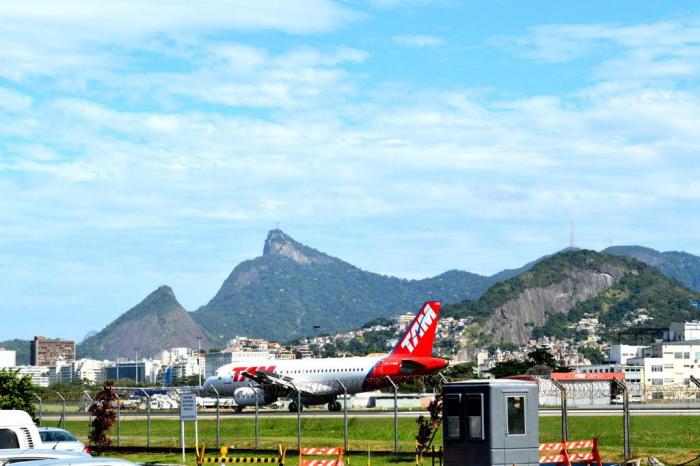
[263,229,313,265]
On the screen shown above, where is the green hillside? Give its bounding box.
[193,230,491,343]
[605,245,700,291]
[79,286,212,359]
[444,249,700,344]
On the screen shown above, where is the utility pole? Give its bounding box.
[197,336,203,387]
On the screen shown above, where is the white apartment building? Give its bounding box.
[0,349,16,368]
[628,340,700,398]
[609,345,646,365]
[11,365,49,387]
[665,321,700,342]
[73,358,107,384]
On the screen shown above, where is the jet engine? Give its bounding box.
[233,387,268,406]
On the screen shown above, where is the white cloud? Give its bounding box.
[392,34,445,48]
[0,1,361,81]
[498,19,700,82]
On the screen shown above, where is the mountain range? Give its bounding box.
[73,231,700,359]
[444,249,700,346]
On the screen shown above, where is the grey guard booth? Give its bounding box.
[442,379,539,466]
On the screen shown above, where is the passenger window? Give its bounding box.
[444,395,461,440]
[0,428,20,449]
[465,395,483,439]
[506,396,526,435]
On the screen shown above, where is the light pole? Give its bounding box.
[134,348,139,385]
[197,336,203,387]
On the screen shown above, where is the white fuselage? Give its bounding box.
[204,355,385,398]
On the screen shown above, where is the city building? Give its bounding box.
[105,360,159,384]
[609,344,646,365]
[665,321,700,342]
[0,348,16,368]
[30,336,75,366]
[11,365,49,387]
[627,340,700,391]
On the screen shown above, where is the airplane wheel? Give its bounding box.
[289,401,298,412]
[333,401,342,412]
[235,406,244,414]
[327,402,335,412]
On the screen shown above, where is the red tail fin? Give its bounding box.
[390,301,441,357]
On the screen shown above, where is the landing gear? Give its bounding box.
[235,405,244,414]
[289,401,303,412]
[327,401,342,412]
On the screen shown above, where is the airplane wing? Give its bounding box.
[241,369,335,397]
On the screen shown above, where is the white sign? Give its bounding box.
[180,392,197,421]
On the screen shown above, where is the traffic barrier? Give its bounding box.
[539,438,602,466]
[299,446,344,466]
[195,444,287,465]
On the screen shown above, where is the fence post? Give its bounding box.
[385,376,399,452]
[248,383,259,450]
[551,379,568,442]
[290,382,302,452]
[613,379,630,462]
[115,393,121,448]
[139,389,152,449]
[336,379,348,453]
[209,385,221,449]
[33,394,43,427]
[55,392,66,430]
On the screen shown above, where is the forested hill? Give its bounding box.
[444,250,700,346]
[192,229,492,343]
[605,245,700,291]
[79,286,212,360]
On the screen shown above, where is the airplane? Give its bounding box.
[202,300,448,412]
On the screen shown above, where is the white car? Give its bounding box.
[0,410,42,449]
[37,429,87,453]
[6,458,135,466]
[0,448,89,466]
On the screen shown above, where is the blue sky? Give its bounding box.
[2,0,700,341]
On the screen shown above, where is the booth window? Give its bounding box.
[506,395,526,435]
[444,395,461,439]
[465,395,484,439]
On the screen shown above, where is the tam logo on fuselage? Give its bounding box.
[231,365,277,382]
[399,304,437,353]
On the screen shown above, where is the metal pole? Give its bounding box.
[115,393,121,447]
[134,349,139,385]
[336,380,348,453]
[248,383,259,450]
[55,392,66,429]
[140,389,152,449]
[613,379,631,462]
[290,382,301,451]
[551,379,568,442]
[385,376,399,452]
[209,385,221,449]
[33,394,42,427]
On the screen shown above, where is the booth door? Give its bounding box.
[502,392,532,464]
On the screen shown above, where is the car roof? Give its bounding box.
[8,458,135,466]
[0,449,88,460]
[0,411,34,426]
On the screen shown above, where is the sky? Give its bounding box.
[2,0,700,341]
